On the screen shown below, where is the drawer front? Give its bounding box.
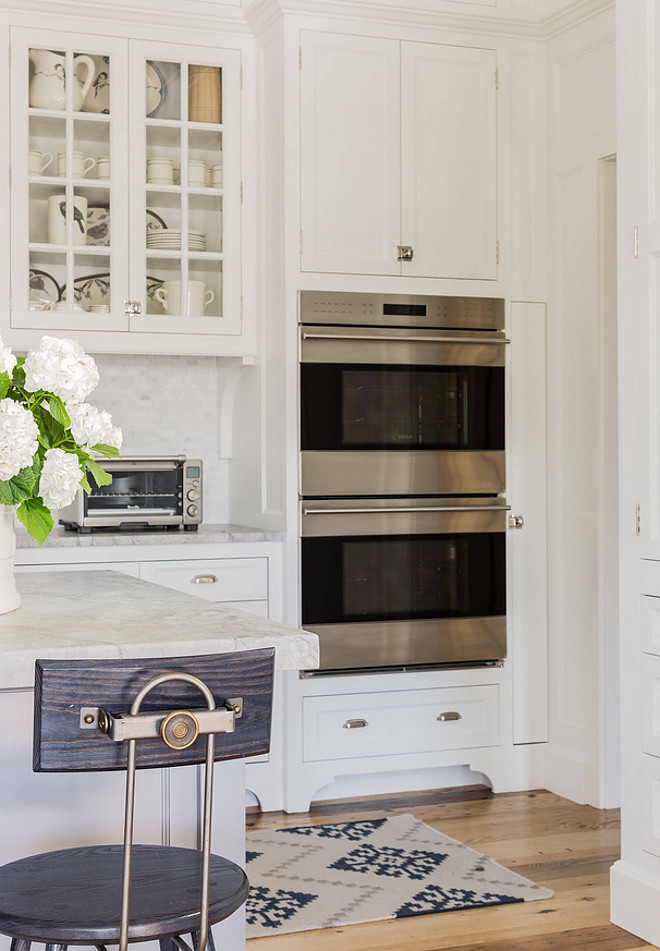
[303,684,499,762]
[139,558,268,603]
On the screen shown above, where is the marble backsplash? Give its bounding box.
[87,352,230,523]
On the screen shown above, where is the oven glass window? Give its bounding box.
[300,364,503,451]
[86,468,182,515]
[301,532,505,625]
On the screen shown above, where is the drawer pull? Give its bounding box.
[342,718,368,730]
[191,574,218,584]
[437,711,462,722]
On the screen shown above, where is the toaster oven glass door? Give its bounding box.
[87,467,183,516]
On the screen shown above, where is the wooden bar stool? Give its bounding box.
[0,649,275,951]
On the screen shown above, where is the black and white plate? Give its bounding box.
[61,273,110,310]
[29,269,60,306]
[146,62,165,117]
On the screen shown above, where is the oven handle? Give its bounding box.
[302,505,512,515]
[301,332,510,345]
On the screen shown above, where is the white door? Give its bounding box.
[400,41,498,280]
[300,31,401,275]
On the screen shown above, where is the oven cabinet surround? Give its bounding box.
[1,11,256,357]
[14,532,287,812]
[299,31,498,280]
[0,570,317,951]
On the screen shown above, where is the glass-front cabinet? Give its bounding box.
[10,28,242,351]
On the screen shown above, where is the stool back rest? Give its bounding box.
[33,648,275,772]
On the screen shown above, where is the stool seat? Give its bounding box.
[0,844,249,945]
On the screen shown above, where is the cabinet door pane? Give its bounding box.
[400,42,498,280]
[11,28,129,332]
[300,31,401,276]
[128,42,240,335]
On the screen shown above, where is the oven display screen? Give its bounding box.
[301,533,505,625]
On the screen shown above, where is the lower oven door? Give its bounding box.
[300,497,508,673]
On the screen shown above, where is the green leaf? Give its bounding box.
[16,497,53,544]
[0,465,37,505]
[86,458,113,488]
[12,363,25,385]
[46,396,71,429]
[79,471,92,495]
[0,372,10,400]
[91,443,121,458]
[33,404,66,449]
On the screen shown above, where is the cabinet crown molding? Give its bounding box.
[246,0,613,40]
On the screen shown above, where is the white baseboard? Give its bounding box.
[610,859,660,946]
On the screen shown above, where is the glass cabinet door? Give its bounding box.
[11,28,129,332]
[128,41,241,336]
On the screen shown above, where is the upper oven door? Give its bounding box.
[300,326,506,497]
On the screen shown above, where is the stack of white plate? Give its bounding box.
[146,229,207,251]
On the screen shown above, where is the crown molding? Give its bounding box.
[0,0,250,35]
[245,0,613,40]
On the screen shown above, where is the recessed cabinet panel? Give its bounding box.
[300,32,401,275]
[400,42,497,279]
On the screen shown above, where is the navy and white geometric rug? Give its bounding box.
[245,813,553,936]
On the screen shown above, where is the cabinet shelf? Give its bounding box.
[145,250,223,260]
[146,118,224,132]
[28,108,111,123]
[29,243,111,255]
[146,185,223,196]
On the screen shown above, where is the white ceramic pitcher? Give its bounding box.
[29,49,95,111]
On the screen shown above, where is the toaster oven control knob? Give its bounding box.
[187,490,199,502]
[187,504,199,517]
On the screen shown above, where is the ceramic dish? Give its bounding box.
[146,275,165,315]
[86,205,110,246]
[61,273,110,310]
[146,62,165,118]
[146,208,167,232]
[29,269,61,306]
[82,55,110,114]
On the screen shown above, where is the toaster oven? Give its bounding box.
[59,456,203,533]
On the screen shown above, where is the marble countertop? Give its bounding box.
[0,571,318,688]
[15,523,284,549]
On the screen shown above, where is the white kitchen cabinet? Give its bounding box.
[299,30,498,280]
[9,27,246,354]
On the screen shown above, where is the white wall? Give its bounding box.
[544,7,618,806]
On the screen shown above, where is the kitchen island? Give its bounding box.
[0,570,318,951]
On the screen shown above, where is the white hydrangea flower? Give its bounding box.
[0,398,39,481]
[66,401,123,451]
[39,448,82,511]
[24,336,99,403]
[0,336,16,377]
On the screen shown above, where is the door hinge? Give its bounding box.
[495,66,499,89]
[299,45,302,70]
[299,229,303,255]
[636,503,641,535]
[634,225,639,259]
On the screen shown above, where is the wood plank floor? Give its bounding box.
[245,787,656,951]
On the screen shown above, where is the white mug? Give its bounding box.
[155,280,214,316]
[28,149,53,176]
[210,163,223,187]
[47,194,88,245]
[97,156,110,180]
[146,157,179,185]
[187,159,207,187]
[57,151,96,178]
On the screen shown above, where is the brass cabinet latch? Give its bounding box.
[397,245,414,261]
[123,299,142,317]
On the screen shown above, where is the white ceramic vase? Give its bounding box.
[0,506,21,615]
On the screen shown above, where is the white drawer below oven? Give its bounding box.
[302,683,499,762]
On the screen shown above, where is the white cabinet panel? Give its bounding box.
[139,557,268,603]
[303,684,499,762]
[300,31,400,275]
[400,42,497,279]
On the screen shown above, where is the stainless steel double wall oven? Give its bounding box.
[299,291,509,674]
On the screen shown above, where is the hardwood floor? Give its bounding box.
[245,787,655,951]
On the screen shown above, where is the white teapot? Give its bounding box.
[29,49,95,111]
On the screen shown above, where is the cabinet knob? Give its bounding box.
[437,711,462,722]
[342,718,368,729]
[123,299,142,317]
[508,514,525,530]
[397,245,414,261]
[191,574,218,584]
